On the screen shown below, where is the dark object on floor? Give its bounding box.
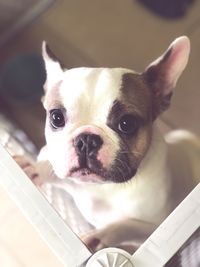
[138,0,195,19]
[0,53,46,103]
[165,227,200,267]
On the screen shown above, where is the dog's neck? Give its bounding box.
[131,123,172,215]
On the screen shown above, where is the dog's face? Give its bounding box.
[42,37,190,184]
[44,67,153,183]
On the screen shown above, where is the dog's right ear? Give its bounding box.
[143,36,190,118]
[42,41,64,92]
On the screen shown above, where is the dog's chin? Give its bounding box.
[70,169,106,184]
[69,168,106,184]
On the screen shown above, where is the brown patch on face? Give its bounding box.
[120,73,153,120]
[119,72,153,162]
[127,124,152,166]
[42,82,67,133]
[105,72,153,183]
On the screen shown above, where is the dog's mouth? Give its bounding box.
[71,167,94,176]
[69,160,137,184]
[70,167,105,183]
[67,145,138,183]
[69,154,108,183]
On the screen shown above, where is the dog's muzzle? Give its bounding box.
[74,133,103,168]
[71,132,137,183]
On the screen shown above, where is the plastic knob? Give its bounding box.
[86,247,135,267]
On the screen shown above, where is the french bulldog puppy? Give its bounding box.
[15,36,200,253]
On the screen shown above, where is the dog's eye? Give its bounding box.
[118,114,138,135]
[50,109,65,129]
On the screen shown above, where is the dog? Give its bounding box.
[15,36,200,253]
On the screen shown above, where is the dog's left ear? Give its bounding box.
[42,41,65,92]
[143,36,190,118]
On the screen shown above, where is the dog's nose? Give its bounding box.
[74,133,103,157]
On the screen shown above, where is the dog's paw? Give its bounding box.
[82,230,108,253]
[82,229,138,254]
[13,155,43,186]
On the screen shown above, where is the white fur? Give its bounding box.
[51,67,133,123]
[32,36,200,251]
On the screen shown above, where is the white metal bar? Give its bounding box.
[0,144,91,267]
[1,141,199,267]
[131,183,200,266]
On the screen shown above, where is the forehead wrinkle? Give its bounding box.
[58,68,130,123]
[91,69,127,124]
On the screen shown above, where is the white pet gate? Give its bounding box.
[0,143,199,267]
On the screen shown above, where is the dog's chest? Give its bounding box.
[68,182,158,228]
[72,187,133,227]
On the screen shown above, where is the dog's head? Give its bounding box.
[42,37,190,184]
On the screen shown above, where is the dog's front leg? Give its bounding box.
[82,218,156,253]
[13,154,56,186]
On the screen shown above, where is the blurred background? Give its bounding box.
[0,0,199,151]
[0,1,200,266]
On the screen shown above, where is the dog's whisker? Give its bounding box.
[118,150,143,157]
[114,158,132,179]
